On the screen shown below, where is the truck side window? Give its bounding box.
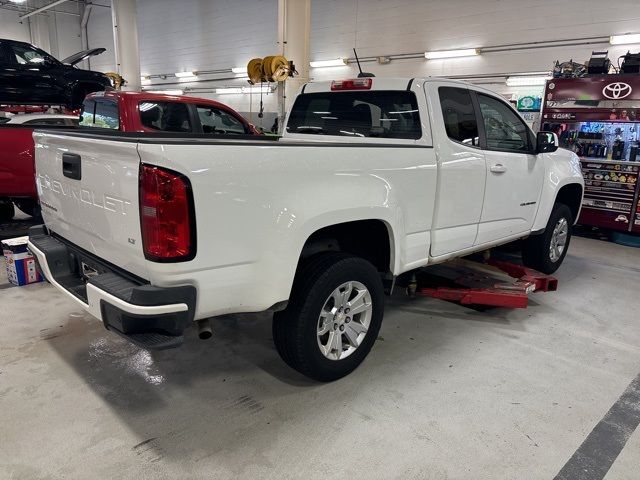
[476,93,533,153]
[196,106,247,134]
[438,87,479,147]
[286,91,421,139]
[139,102,192,132]
[79,99,119,129]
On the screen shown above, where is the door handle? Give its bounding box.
[62,153,82,180]
[490,163,507,174]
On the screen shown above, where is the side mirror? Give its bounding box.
[537,131,559,153]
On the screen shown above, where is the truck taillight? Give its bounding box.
[331,78,373,91]
[139,164,196,262]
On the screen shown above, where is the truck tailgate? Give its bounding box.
[34,131,148,279]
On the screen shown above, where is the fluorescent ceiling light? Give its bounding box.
[139,102,156,112]
[610,33,640,45]
[310,58,347,68]
[9,0,27,3]
[231,67,247,74]
[148,89,184,95]
[425,48,479,59]
[215,86,274,95]
[216,87,243,94]
[506,75,551,87]
[175,71,197,78]
[243,86,272,94]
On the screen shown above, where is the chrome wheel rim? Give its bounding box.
[549,217,569,263]
[317,281,373,361]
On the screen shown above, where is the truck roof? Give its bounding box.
[301,77,491,94]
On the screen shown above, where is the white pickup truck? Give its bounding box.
[28,77,584,381]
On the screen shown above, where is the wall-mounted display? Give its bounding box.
[541,74,640,233]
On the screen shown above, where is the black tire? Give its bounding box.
[14,199,41,219]
[522,202,573,274]
[273,252,384,382]
[0,200,15,222]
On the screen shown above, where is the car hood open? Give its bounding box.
[60,48,106,66]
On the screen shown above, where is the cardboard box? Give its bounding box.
[2,236,43,286]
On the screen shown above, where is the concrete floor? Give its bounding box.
[1,235,639,479]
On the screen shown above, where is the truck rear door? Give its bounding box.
[34,131,148,279]
[427,82,486,257]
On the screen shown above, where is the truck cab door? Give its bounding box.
[427,84,486,257]
[472,92,545,245]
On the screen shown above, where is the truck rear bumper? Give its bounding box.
[27,225,196,349]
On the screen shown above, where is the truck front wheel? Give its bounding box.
[522,202,573,274]
[273,252,384,382]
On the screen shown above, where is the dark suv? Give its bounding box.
[0,39,112,108]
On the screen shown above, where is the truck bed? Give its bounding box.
[33,128,436,319]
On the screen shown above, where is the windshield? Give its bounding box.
[286,90,421,139]
[10,43,59,66]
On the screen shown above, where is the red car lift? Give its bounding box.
[408,258,558,309]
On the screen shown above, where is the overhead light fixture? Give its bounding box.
[425,48,479,60]
[610,33,640,45]
[216,87,243,94]
[148,89,184,95]
[140,75,151,83]
[231,67,247,74]
[175,71,197,78]
[215,86,274,95]
[505,75,551,87]
[310,58,348,68]
[243,86,272,94]
[9,0,27,3]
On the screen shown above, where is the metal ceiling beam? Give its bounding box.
[19,0,70,19]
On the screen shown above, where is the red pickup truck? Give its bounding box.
[0,92,259,220]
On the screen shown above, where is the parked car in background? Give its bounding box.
[80,91,261,134]
[0,92,259,221]
[0,39,111,108]
[0,114,80,220]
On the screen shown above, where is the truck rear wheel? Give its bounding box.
[0,200,15,222]
[14,199,41,219]
[273,252,384,382]
[522,202,573,274]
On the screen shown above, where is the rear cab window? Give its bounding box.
[286,90,421,139]
[80,98,120,129]
[139,101,193,132]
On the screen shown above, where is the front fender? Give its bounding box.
[531,148,584,232]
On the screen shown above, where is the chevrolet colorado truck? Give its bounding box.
[0,91,259,221]
[28,77,584,381]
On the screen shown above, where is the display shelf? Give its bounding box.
[579,159,640,232]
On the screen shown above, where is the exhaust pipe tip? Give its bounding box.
[197,319,212,340]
